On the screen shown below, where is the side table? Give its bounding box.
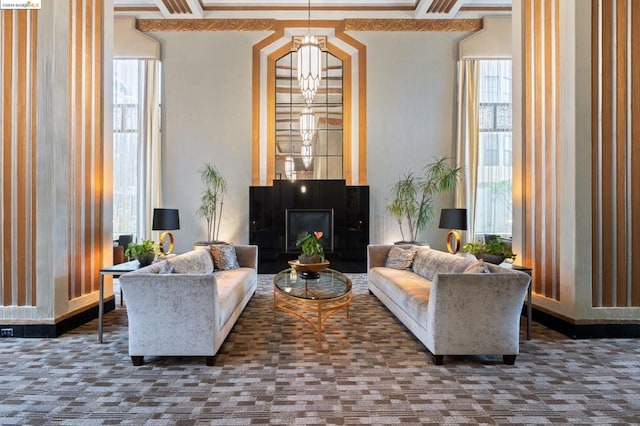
[506,264,533,340]
[98,260,141,343]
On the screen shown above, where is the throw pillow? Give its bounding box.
[463,259,489,274]
[158,261,174,274]
[385,246,418,270]
[210,244,240,270]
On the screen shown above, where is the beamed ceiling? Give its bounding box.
[113,0,512,20]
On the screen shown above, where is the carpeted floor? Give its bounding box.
[1,274,639,425]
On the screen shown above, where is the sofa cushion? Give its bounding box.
[369,267,432,325]
[463,259,489,274]
[210,245,240,270]
[411,248,474,281]
[167,248,214,274]
[215,267,256,328]
[385,245,418,270]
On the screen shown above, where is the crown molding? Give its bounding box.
[136,18,482,32]
[137,18,277,32]
[343,18,481,31]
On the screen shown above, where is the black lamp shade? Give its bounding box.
[152,208,180,231]
[438,208,468,230]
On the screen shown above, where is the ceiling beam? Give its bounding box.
[155,0,203,19]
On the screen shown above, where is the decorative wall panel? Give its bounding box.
[0,10,38,307]
[522,0,561,301]
[591,0,640,307]
[67,0,104,300]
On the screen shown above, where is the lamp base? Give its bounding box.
[159,231,175,255]
[445,230,461,254]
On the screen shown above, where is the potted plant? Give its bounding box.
[125,240,157,266]
[387,156,461,243]
[295,231,325,264]
[462,236,516,264]
[195,163,228,245]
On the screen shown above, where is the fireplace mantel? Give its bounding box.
[249,180,369,273]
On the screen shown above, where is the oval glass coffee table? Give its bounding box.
[273,268,352,350]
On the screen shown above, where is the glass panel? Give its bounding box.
[327,156,343,179]
[474,59,513,240]
[274,48,343,180]
[113,59,141,240]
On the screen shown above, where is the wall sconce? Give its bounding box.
[152,208,180,255]
[438,208,467,254]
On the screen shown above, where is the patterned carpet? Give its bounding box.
[1,274,639,425]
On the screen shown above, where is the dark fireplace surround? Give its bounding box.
[250,180,369,273]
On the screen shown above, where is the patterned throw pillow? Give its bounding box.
[463,259,489,274]
[209,245,240,270]
[385,246,418,270]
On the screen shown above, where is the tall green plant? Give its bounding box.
[196,163,227,242]
[387,156,461,242]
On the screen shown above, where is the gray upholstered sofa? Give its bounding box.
[119,245,257,366]
[367,244,530,365]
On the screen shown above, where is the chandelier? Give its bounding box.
[299,107,316,143]
[301,143,313,169]
[297,0,322,105]
[284,156,296,180]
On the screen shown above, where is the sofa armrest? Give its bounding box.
[367,244,393,270]
[425,272,530,355]
[234,244,258,270]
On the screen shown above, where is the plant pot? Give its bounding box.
[298,254,323,264]
[476,253,506,265]
[137,253,155,267]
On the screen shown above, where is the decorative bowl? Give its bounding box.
[288,259,330,274]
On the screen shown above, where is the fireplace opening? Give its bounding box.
[286,209,334,253]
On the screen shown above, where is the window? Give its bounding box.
[112,59,162,242]
[474,60,512,240]
[274,49,343,180]
[113,60,142,241]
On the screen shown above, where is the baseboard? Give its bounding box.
[0,299,116,338]
[530,307,640,339]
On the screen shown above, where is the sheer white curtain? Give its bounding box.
[138,60,162,241]
[456,59,513,243]
[112,59,162,242]
[455,59,480,244]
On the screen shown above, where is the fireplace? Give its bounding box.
[249,180,369,273]
[286,209,334,252]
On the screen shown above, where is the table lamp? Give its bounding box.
[152,208,180,255]
[438,208,467,254]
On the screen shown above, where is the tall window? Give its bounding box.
[474,60,512,240]
[274,49,343,180]
[113,60,142,240]
[113,59,162,242]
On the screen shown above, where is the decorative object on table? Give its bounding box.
[152,208,180,255]
[294,231,326,278]
[196,162,227,244]
[288,259,330,277]
[387,156,461,244]
[438,208,468,254]
[462,236,515,264]
[124,240,157,267]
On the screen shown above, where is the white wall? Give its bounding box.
[155,31,269,252]
[357,31,469,248]
[154,30,467,253]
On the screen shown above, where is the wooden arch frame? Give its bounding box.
[252,21,367,186]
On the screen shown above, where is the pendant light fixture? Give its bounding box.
[297,0,321,105]
[301,142,313,169]
[299,106,316,143]
[284,156,295,180]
